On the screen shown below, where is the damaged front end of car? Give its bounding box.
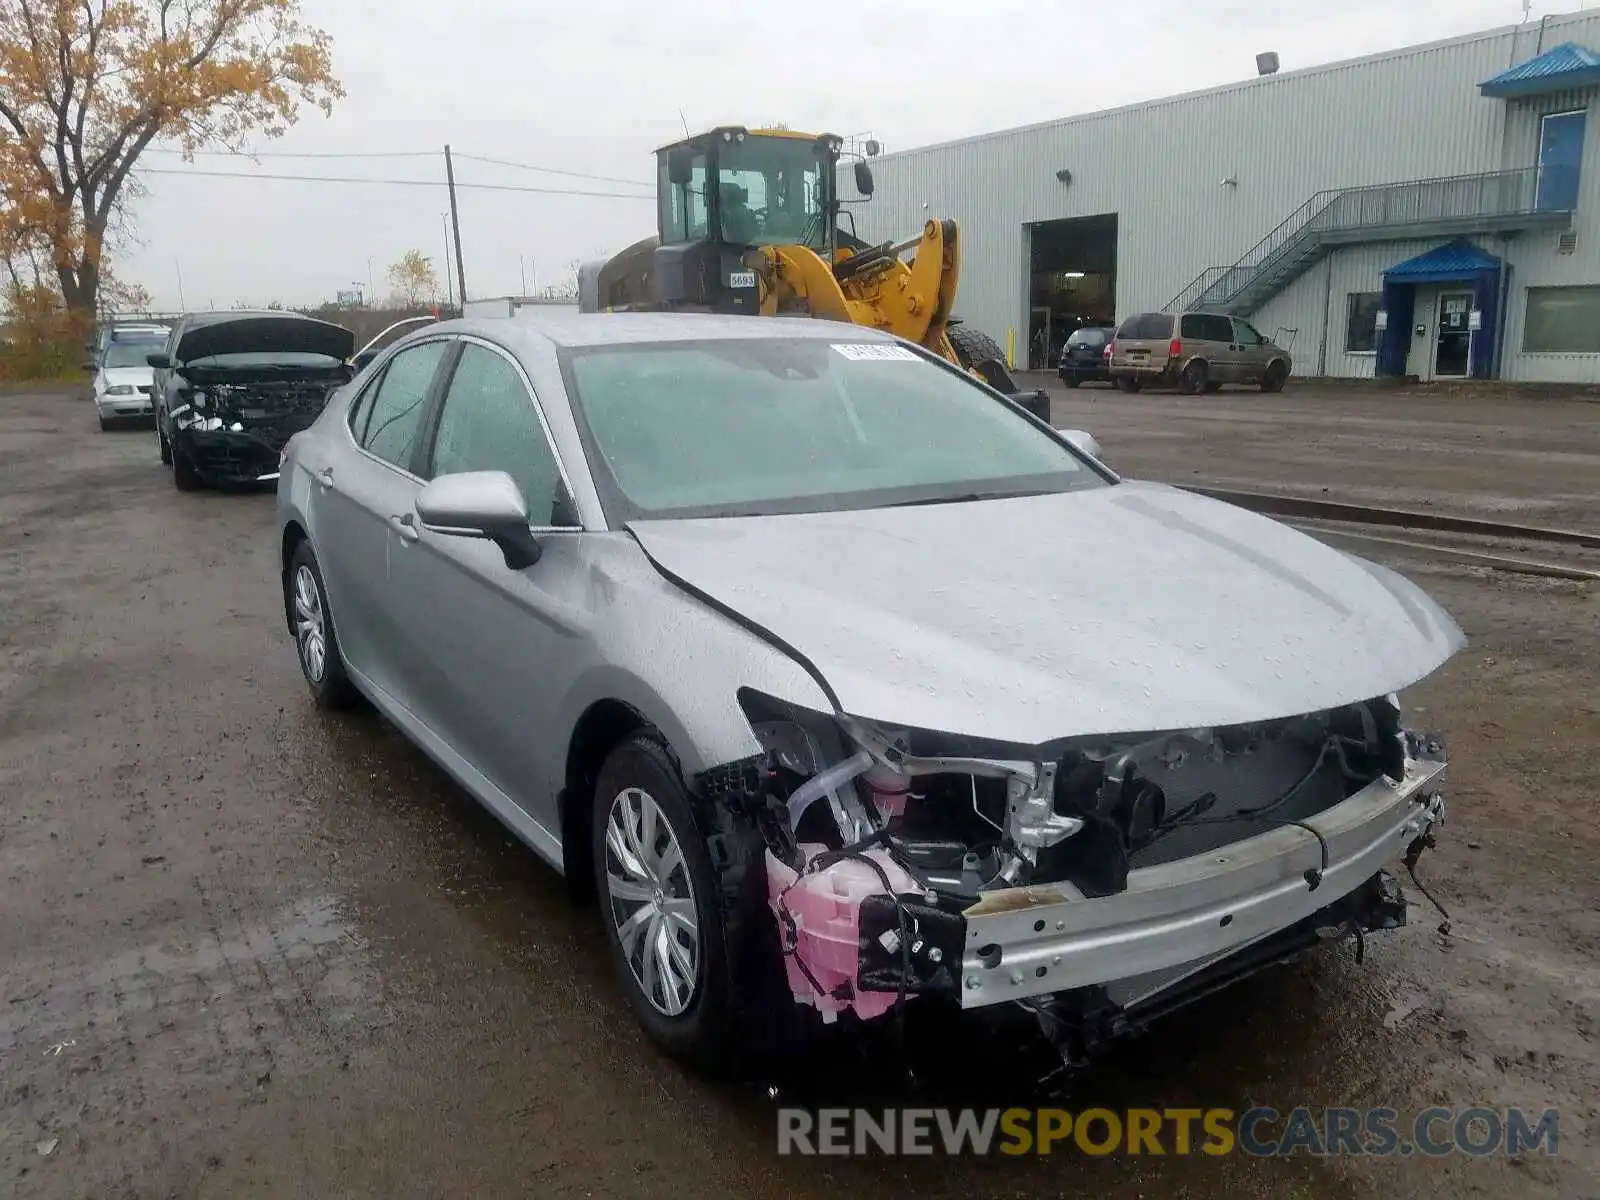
[170,366,351,484]
[698,688,1448,1063]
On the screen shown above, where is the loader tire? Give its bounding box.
[948,323,1019,394]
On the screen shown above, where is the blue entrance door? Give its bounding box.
[1536,110,1585,212]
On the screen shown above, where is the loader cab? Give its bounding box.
[652,126,854,314]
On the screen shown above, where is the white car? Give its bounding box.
[88,326,169,429]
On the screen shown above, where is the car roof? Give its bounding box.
[434,312,900,352]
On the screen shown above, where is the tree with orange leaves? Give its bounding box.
[0,0,343,325]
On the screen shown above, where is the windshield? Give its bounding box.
[562,338,1104,521]
[103,339,165,368]
[716,136,827,246]
[1066,328,1108,345]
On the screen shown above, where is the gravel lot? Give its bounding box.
[2,382,1596,1198]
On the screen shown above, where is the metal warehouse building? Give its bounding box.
[853,10,1600,383]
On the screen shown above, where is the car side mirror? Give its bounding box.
[1061,428,1104,461]
[415,470,543,569]
[146,352,171,369]
[351,350,378,372]
[853,160,875,197]
[82,361,98,372]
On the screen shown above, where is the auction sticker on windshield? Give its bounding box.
[831,343,919,361]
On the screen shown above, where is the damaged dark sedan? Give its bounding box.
[277,313,1461,1072]
[151,311,355,490]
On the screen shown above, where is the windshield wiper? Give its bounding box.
[886,488,1054,508]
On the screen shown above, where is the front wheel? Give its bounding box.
[593,733,749,1071]
[156,419,173,465]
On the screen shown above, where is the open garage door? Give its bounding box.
[1026,214,1118,369]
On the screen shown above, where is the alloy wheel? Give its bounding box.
[292,564,328,683]
[603,786,701,1017]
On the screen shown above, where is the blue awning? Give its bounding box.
[1382,239,1503,284]
[1480,41,1600,98]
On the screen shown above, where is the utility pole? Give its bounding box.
[520,255,527,297]
[444,145,468,306]
[175,260,186,310]
[441,213,454,308]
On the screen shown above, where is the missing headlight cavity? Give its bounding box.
[705,690,1425,1023]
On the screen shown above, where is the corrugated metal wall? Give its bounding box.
[852,10,1600,381]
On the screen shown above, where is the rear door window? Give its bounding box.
[361,340,451,471]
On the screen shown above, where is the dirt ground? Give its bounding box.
[2,382,1596,1199]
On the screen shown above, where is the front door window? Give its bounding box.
[1435,293,1472,378]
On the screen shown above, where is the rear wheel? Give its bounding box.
[1063,376,1081,389]
[1179,359,1209,395]
[1204,381,1224,393]
[1261,360,1288,393]
[287,541,360,709]
[1115,376,1143,393]
[948,323,1018,393]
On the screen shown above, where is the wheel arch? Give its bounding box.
[560,697,657,902]
[280,520,309,634]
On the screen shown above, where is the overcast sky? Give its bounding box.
[119,0,1578,310]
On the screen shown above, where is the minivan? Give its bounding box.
[1108,311,1291,394]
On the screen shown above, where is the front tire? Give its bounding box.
[948,323,1018,393]
[172,440,204,491]
[593,734,746,1071]
[287,542,360,709]
[156,420,173,465]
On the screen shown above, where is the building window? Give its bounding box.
[1345,292,1382,353]
[1523,286,1600,353]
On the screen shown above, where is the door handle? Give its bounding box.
[316,466,334,488]
[388,512,420,543]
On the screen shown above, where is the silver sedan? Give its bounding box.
[277,313,1461,1070]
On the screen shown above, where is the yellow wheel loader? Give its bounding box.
[577,126,1047,417]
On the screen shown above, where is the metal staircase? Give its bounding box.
[1167,166,1572,315]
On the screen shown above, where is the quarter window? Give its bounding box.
[1345,293,1382,353]
[1233,319,1265,345]
[361,340,449,470]
[426,344,575,526]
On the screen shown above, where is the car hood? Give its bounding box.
[176,316,354,363]
[627,481,1465,744]
[100,366,152,388]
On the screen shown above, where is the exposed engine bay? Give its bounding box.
[701,689,1448,1055]
[172,365,349,445]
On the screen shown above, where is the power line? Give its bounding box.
[136,165,653,199]
[141,147,440,159]
[141,146,654,187]
[452,152,652,188]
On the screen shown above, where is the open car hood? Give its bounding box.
[176,316,354,363]
[628,481,1465,744]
